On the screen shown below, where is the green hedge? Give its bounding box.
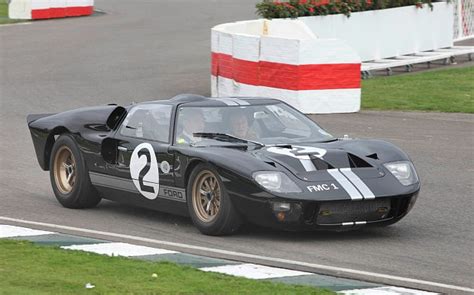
[256,0,440,19]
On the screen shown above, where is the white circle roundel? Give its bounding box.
[160,161,171,174]
[130,143,159,200]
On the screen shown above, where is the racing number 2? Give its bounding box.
[137,149,155,193]
[130,143,160,200]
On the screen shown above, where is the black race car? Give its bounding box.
[27,94,420,235]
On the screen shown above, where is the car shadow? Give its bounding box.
[237,223,403,242]
[96,200,405,242]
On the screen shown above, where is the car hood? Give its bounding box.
[251,139,408,182]
[183,138,417,200]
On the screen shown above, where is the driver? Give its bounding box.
[228,110,257,140]
[176,110,205,145]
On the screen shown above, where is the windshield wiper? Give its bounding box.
[193,132,265,148]
[300,137,338,144]
[318,138,338,143]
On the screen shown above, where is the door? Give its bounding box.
[98,103,186,206]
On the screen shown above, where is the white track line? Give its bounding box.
[0,22,32,28]
[1,216,472,293]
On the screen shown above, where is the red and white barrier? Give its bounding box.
[211,19,362,114]
[9,0,93,20]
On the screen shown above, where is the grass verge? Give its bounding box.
[361,66,474,113]
[0,239,333,294]
[0,1,27,25]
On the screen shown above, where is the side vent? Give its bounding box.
[106,106,127,130]
[101,138,118,164]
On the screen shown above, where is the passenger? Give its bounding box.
[228,110,257,140]
[176,110,205,145]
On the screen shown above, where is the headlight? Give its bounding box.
[384,161,419,186]
[253,171,302,193]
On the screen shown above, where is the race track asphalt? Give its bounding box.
[0,1,473,293]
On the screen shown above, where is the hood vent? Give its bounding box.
[260,148,374,174]
[310,153,372,170]
[313,157,335,170]
[347,153,372,168]
[366,153,379,160]
[264,161,276,167]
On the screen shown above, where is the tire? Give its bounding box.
[186,163,241,235]
[49,134,101,209]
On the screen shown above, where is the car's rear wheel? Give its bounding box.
[187,163,241,235]
[50,134,101,208]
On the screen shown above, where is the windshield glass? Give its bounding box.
[174,103,333,145]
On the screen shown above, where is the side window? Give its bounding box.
[119,104,172,142]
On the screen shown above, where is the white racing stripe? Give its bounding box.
[327,169,363,200]
[210,97,249,106]
[229,97,250,105]
[340,168,375,199]
[0,224,54,238]
[218,98,239,106]
[1,217,473,293]
[299,156,317,172]
[62,242,178,257]
[200,263,310,279]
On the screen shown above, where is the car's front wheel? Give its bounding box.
[49,134,101,209]
[187,163,241,235]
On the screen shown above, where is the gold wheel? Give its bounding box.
[192,170,221,223]
[53,146,76,194]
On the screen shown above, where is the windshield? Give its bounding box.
[174,102,334,146]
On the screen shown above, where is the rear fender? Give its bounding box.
[29,125,71,171]
[27,105,127,171]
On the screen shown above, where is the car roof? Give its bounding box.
[139,94,281,107]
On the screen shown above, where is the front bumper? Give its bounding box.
[231,192,419,231]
